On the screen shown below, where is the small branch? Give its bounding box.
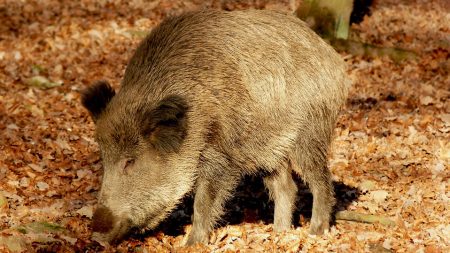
[329,38,417,62]
[294,1,417,62]
[335,210,396,226]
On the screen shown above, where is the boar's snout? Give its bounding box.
[92,205,114,233]
[91,205,131,244]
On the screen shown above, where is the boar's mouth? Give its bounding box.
[92,205,114,233]
[91,205,170,244]
[91,206,132,244]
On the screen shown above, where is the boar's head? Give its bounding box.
[81,81,195,244]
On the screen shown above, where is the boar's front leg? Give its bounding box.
[186,148,240,246]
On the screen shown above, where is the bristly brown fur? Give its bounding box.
[83,9,350,246]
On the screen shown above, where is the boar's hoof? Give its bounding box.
[185,230,209,246]
[273,223,291,233]
[92,232,111,247]
[309,220,330,235]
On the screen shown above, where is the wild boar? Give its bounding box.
[81,9,349,246]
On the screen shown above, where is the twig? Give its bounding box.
[329,38,417,62]
[335,210,396,226]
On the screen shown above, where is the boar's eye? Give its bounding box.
[123,158,135,174]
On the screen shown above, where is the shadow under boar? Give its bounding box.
[81,9,350,246]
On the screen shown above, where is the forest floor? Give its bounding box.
[0,0,449,252]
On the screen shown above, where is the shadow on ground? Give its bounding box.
[132,174,361,240]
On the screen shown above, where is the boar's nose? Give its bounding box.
[92,205,115,233]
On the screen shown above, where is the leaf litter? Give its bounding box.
[0,0,448,252]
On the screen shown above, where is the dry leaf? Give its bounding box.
[75,206,94,219]
[36,182,49,191]
[0,1,448,252]
[371,190,389,204]
[0,192,8,211]
[419,96,434,105]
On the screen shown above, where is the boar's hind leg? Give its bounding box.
[263,166,297,231]
[186,150,240,246]
[293,133,336,235]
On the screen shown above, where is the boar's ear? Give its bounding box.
[144,95,188,153]
[81,80,116,122]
